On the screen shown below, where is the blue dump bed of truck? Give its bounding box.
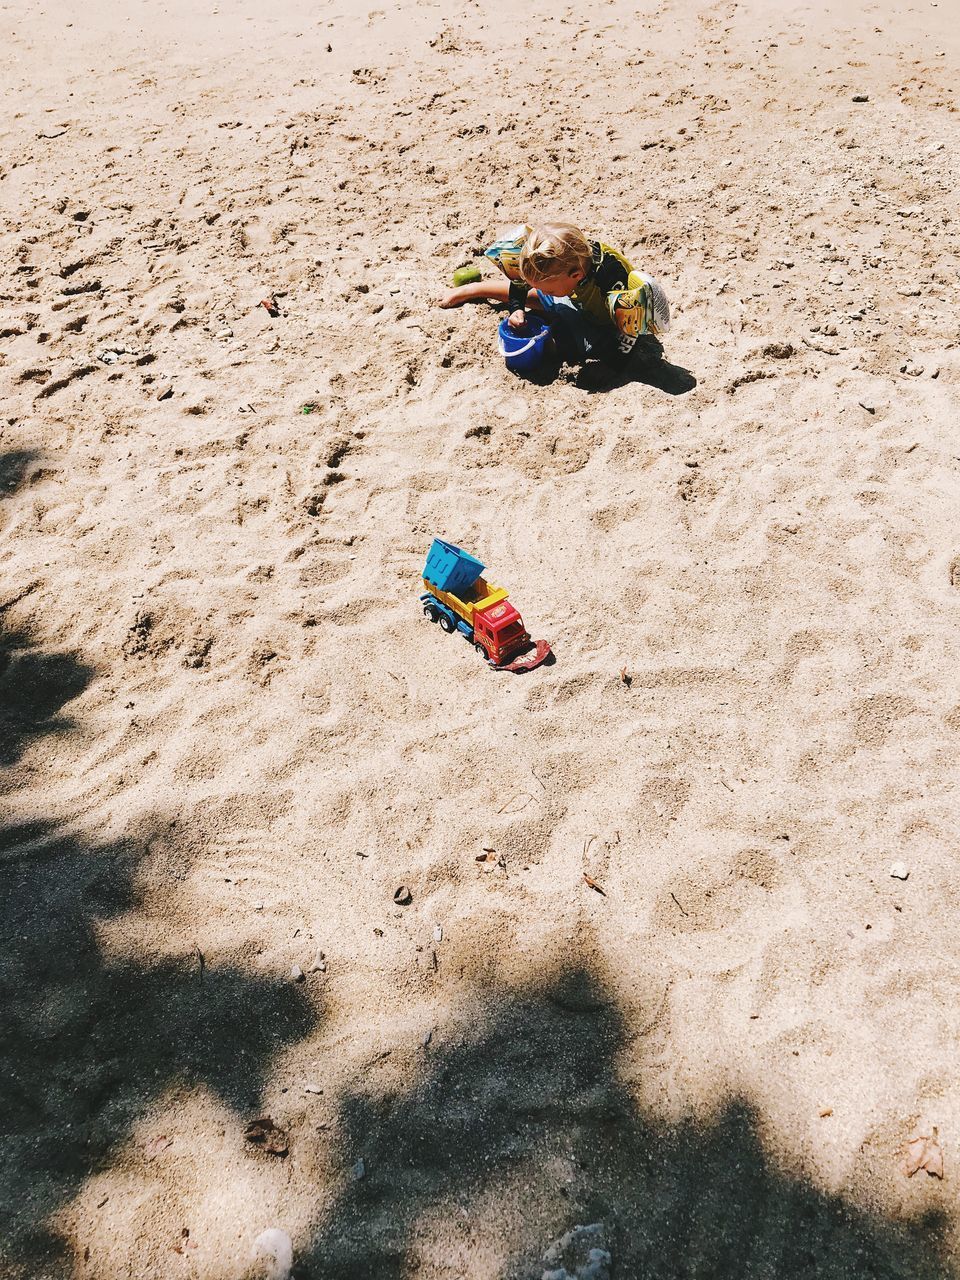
[422,539,485,595]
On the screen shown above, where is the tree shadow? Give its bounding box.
[302,968,952,1279]
[0,620,95,768]
[0,449,40,498]
[2,447,91,771]
[1,816,316,1275]
[0,623,318,1275]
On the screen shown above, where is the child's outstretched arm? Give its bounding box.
[439,279,512,308]
[439,280,546,334]
[439,279,546,310]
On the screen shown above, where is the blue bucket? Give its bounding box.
[497,317,550,373]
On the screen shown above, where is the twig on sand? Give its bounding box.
[631,979,674,1039]
[497,792,533,814]
[670,892,689,917]
[582,837,606,894]
[194,945,206,981]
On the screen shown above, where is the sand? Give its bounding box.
[2,0,960,1275]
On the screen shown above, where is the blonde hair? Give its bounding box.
[519,222,592,284]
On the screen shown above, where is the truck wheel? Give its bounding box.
[423,604,439,622]
[474,643,487,659]
[439,613,455,634]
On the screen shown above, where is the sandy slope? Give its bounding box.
[2,0,960,1275]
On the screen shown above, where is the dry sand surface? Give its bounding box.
[2,0,960,1275]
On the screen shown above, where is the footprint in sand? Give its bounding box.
[653,845,798,964]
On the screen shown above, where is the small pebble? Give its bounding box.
[433,924,443,943]
[858,400,875,414]
[852,93,869,102]
[890,862,910,880]
[310,951,327,973]
[352,1158,366,1180]
[291,964,305,982]
[393,885,412,906]
[215,327,233,339]
[303,1083,323,1095]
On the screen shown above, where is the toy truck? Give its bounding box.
[420,539,552,673]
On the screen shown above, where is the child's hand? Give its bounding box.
[439,287,468,308]
[507,309,527,330]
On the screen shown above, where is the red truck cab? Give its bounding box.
[473,600,529,666]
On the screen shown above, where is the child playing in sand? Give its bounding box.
[439,221,671,370]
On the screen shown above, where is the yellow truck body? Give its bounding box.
[421,576,508,627]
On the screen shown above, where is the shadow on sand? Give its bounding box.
[2,625,951,1279]
[301,969,950,1279]
[0,621,94,768]
[0,460,948,1280]
[0,449,40,497]
[579,335,697,396]
[514,335,696,397]
[0,620,316,1276]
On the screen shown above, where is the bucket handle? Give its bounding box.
[497,328,543,359]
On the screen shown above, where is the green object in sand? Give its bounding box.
[453,265,482,286]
